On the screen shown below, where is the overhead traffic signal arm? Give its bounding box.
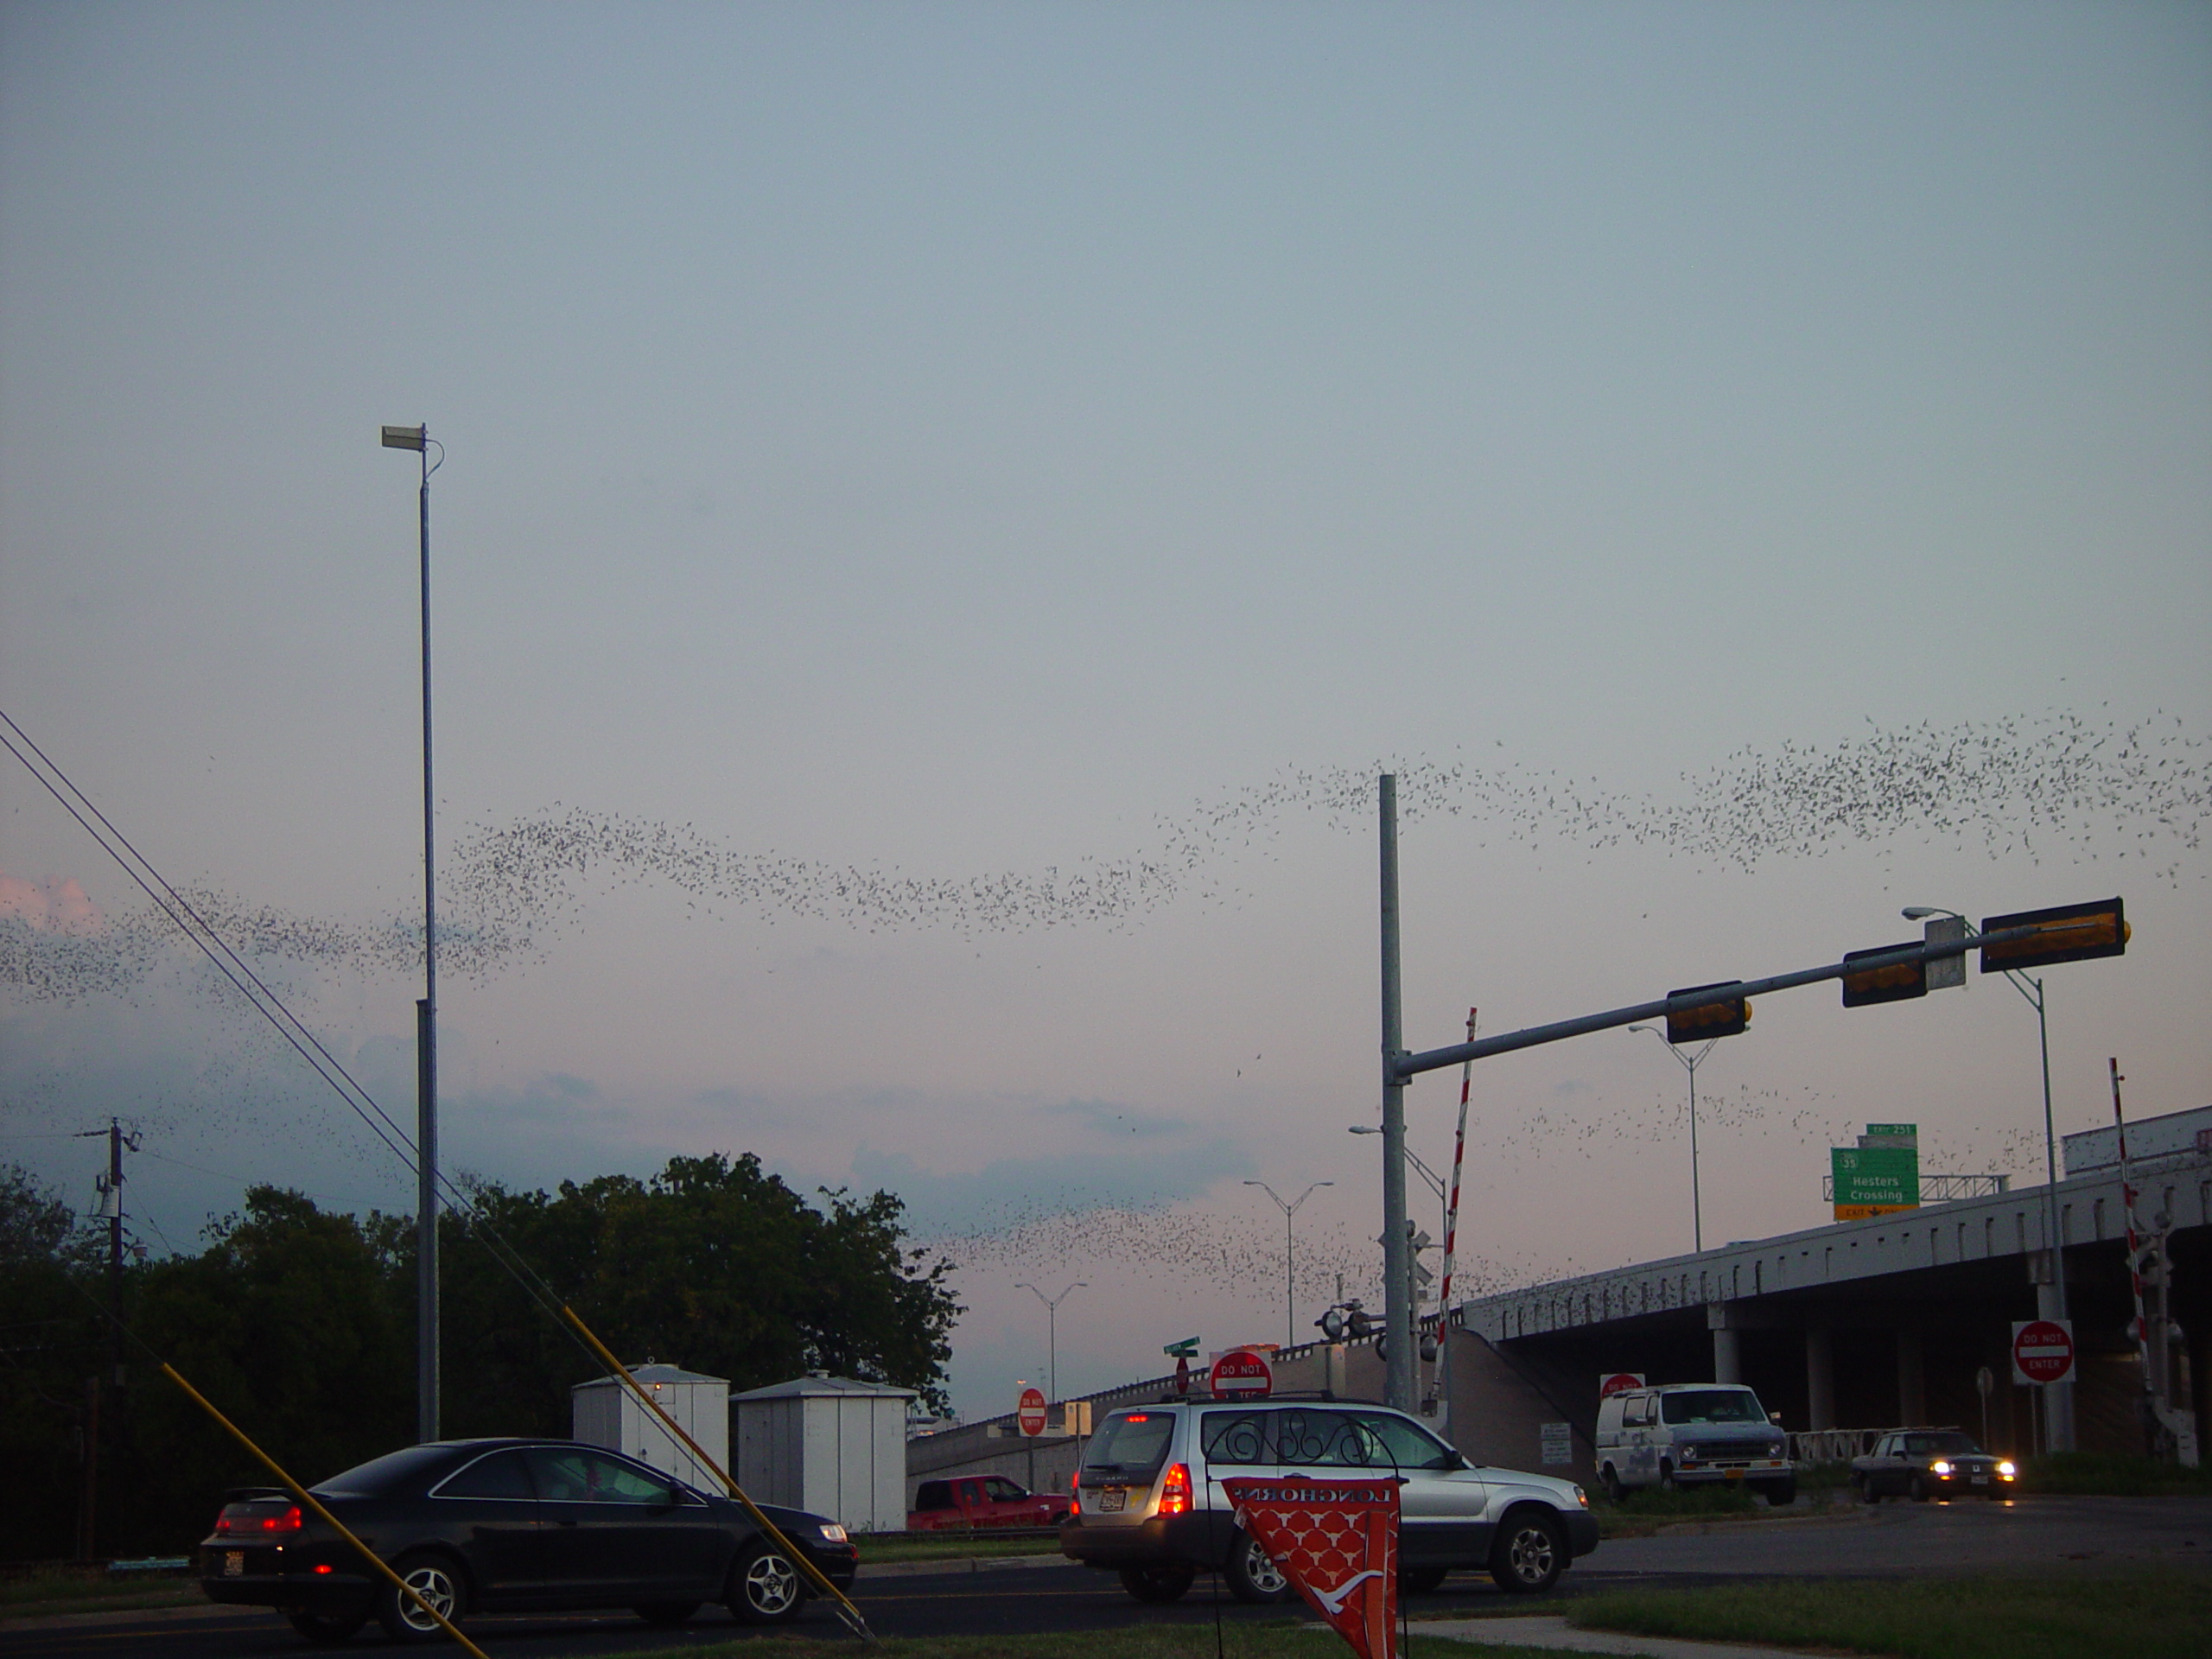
[1388,898,2131,1083]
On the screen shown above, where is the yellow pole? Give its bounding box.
[160,1363,489,1659]
[558,1306,876,1643]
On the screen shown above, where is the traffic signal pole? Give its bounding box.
[1393,925,2063,1083]
[1379,899,2123,1408]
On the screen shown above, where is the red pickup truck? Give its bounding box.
[907,1475,1071,1531]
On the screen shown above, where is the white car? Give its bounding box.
[1059,1395,1598,1603]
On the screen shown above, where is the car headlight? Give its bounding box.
[1680,1445,1700,1461]
[1997,1461,2017,1478]
[1572,1484,1589,1510]
[817,1522,849,1543]
[1929,1461,1952,1477]
[1769,1444,1784,1459]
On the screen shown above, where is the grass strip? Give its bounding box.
[600,1629,1598,1659]
[1570,1568,2212,1659]
[856,1534,1066,1563]
[2023,1452,2212,1497]
[0,1570,203,1618]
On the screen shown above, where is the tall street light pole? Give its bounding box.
[1244,1182,1332,1350]
[1015,1282,1085,1403]
[383,421,443,1444]
[1377,772,1413,1411]
[1903,905,2074,1452]
[1625,1026,1718,1253]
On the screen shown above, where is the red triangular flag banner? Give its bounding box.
[1220,1475,1400,1659]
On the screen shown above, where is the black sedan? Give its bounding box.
[197,1438,858,1643]
[1850,1429,2018,1502]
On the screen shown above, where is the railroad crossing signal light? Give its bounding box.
[1666,982,1751,1044]
[1980,898,2129,974]
[1841,944,1928,1007]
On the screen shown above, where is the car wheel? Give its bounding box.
[1600,1465,1625,1503]
[285,1610,367,1644]
[1860,1477,1881,1504]
[1910,1474,1929,1503]
[375,1554,467,1644]
[1758,1478,1797,1508]
[1402,1565,1449,1594]
[1490,1509,1567,1594]
[729,1541,804,1624]
[1224,1530,1294,1605]
[634,1601,702,1627]
[1118,1562,1197,1603]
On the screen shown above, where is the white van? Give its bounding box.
[1593,1384,1794,1505]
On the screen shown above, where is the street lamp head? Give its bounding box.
[1348,1126,1378,1135]
[380,424,427,451]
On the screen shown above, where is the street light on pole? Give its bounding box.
[1244,1181,1332,1350]
[1347,1127,1448,1247]
[1625,1025,1718,1254]
[1903,904,2074,1451]
[382,421,443,1444]
[1014,1281,1085,1403]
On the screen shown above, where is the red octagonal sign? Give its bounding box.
[2012,1319,2075,1386]
[1017,1386,1048,1436]
[1211,1347,1274,1400]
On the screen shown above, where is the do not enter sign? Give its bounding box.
[1017,1386,1048,1436]
[2012,1319,2075,1386]
[1211,1348,1274,1400]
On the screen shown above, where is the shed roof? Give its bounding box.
[731,1374,918,1402]
[572,1362,728,1391]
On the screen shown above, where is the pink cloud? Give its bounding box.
[0,871,102,932]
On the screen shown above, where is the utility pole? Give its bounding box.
[1378,774,1414,1413]
[383,422,443,1443]
[78,1119,139,1563]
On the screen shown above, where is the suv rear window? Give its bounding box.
[1084,1410,1175,1474]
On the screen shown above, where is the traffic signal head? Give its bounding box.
[1980,899,2129,974]
[1666,982,1751,1043]
[1842,943,1929,1007]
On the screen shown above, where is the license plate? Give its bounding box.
[1097,1487,1126,1513]
[1723,1468,1744,1483]
[223,1552,244,1577]
[1970,1475,1989,1484]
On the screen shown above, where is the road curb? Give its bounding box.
[857,1552,1072,1580]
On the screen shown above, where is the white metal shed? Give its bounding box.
[570,1362,729,1492]
[731,1375,916,1533]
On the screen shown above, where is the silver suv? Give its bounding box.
[1058,1395,1598,1603]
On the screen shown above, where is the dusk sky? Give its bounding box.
[3,2,2207,1421]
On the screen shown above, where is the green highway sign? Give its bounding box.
[1163,1338,1199,1359]
[1865,1122,1917,1140]
[1832,1145,1920,1218]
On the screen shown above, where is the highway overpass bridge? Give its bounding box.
[1440,1102,2209,1475]
[904,1104,2206,1500]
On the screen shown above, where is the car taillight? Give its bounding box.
[1069,1491,1081,1519]
[217,1504,302,1536]
[1160,1463,1192,1516]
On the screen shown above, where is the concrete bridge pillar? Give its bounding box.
[1806,1327,1835,1431]
[1713,1325,1742,1384]
[1897,1329,1926,1426]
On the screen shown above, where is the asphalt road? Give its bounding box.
[11,1497,2209,1659]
